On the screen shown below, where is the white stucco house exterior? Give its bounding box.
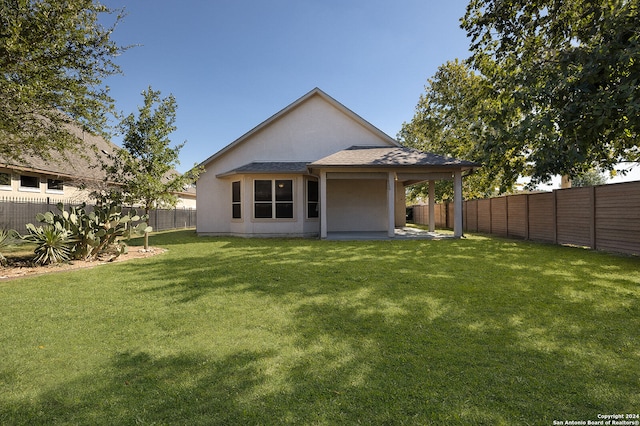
[197,88,477,238]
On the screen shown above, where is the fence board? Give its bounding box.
[528,192,556,243]
[477,199,492,233]
[491,197,508,237]
[594,182,640,255]
[465,200,478,232]
[556,187,593,247]
[507,194,528,239]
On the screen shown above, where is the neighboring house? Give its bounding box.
[0,123,196,209]
[197,88,477,238]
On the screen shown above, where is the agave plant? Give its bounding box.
[0,228,20,266]
[33,202,151,261]
[23,223,73,265]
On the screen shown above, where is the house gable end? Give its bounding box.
[199,88,399,171]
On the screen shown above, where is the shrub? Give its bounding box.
[0,229,21,266]
[23,223,73,265]
[30,202,151,263]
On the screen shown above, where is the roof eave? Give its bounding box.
[308,163,480,170]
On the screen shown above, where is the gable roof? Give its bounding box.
[0,122,116,182]
[217,161,310,177]
[309,146,480,170]
[199,88,400,168]
[0,121,196,197]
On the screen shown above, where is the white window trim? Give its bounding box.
[305,178,319,221]
[252,178,296,222]
[19,186,41,193]
[19,175,41,192]
[231,180,242,221]
[0,172,11,190]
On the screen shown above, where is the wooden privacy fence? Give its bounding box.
[0,197,196,234]
[412,180,640,256]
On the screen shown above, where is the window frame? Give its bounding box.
[0,172,11,190]
[306,178,319,220]
[232,180,242,220]
[252,178,295,221]
[46,178,64,193]
[19,175,40,192]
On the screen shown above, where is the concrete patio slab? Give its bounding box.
[325,227,455,241]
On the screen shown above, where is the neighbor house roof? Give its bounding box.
[0,121,196,197]
[199,87,400,169]
[309,146,480,170]
[0,122,117,182]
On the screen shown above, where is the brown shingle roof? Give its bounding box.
[217,162,310,177]
[0,122,115,182]
[0,121,195,195]
[309,146,480,169]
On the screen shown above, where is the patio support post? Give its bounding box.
[454,170,463,237]
[320,170,327,239]
[428,180,435,232]
[388,172,395,237]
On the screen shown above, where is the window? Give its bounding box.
[307,179,318,218]
[254,179,293,219]
[47,179,64,192]
[0,172,10,188]
[232,181,241,219]
[20,175,40,190]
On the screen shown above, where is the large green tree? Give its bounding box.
[101,87,202,249]
[462,0,640,185]
[398,60,518,201]
[0,0,125,163]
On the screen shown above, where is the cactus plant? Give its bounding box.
[31,202,151,262]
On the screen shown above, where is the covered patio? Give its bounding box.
[326,227,455,241]
[308,146,479,239]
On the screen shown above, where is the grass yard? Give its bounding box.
[0,230,639,425]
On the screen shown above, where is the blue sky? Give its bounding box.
[99,0,639,185]
[101,0,472,173]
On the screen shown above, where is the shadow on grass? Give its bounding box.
[2,232,638,424]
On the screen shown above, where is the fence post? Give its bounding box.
[489,198,493,235]
[525,194,530,241]
[505,196,509,237]
[553,190,558,244]
[590,186,596,250]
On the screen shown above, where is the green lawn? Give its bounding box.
[1,230,639,425]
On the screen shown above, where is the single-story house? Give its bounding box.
[197,88,478,238]
[0,122,197,208]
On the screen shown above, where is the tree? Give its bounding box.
[398,60,517,201]
[0,0,125,163]
[101,87,202,249]
[571,169,608,187]
[461,0,640,185]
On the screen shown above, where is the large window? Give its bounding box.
[0,172,10,188]
[19,175,40,190]
[47,179,64,192]
[254,179,293,219]
[232,181,241,219]
[307,179,318,219]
